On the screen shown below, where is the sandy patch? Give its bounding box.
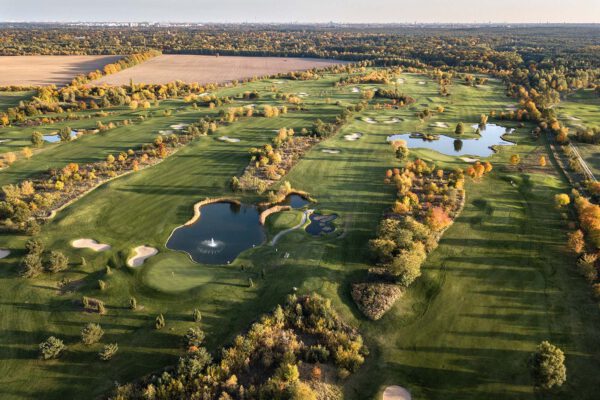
[0,139,11,143]
[127,246,158,267]
[90,55,346,86]
[383,118,402,124]
[0,249,10,259]
[396,78,405,84]
[159,129,174,135]
[344,133,363,141]
[322,149,341,154]
[297,92,309,97]
[383,386,411,400]
[460,157,480,163]
[567,115,582,121]
[362,117,377,124]
[217,136,241,143]
[170,124,188,130]
[0,55,122,86]
[352,87,360,93]
[418,81,426,85]
[71,239,111,252]
[430,122,449,128]
[504,105,518,111]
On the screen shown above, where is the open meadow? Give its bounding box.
[1,61,599,400]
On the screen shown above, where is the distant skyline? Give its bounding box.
[2,0,599,24]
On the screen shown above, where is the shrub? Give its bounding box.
[155,314,165,330]
[81,323,104,345]
[129,297,137,310]
[99,343,118,361]
[21,253,43,278]
[31,131,44,147]
[98,280,107,291]
[531,341,566,389]
[39,336,66,360]
[554,193,570,208]
[455,122,464,134]
[192,308,202,322]
[304,344,330,363]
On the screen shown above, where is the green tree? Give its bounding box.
[183,327,205,348]
[81,323,104,345]
[155,314,165,330]
[192,308,202,322]
[129,297,137,310]
[59,126,72,142]
[455,122,465,135]
[31,131,44,147]
[532,341,567,389]
[47,250,68,273]
[99,343,118,361]
[39,336,66,360]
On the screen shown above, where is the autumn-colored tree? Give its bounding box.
[539,155,547,167]
[554,193,570,208]
[567,230,585,254]
[510,154,520,166]
[426,207,452,231]
[4,152,17,165]
[21,147,33,159]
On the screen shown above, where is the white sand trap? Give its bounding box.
[0,139,11,143]
[272,80,284,84]
[72,239,111,252]
[217,136,241,143]
[418,81,426,85]
[127,246,158,267]
[322,149,341,154]
[396,78,405,84]
[297,92,309,97]
[159,129,175,135]
[0,249,10,259]
[504,105,518,111]
[352,87,360,93]
[344,133,363,141]
[244,104,256,108]
[362,117,377,124]
[567,116,581,121]
[430,122,449,128]
[383,386,411,400]
[460,157,480,163]
[170,124,188,130]
[384,118,402,124]
[199,92,211,97]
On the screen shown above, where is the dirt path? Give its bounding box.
[269,209,313,246]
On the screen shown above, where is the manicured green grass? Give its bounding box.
[0,90,35,111]
[557,89,600,131]
[1,71,599,400]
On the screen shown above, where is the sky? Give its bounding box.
[2,0,599,23]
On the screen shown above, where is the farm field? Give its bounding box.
[0,67,599,400]
[90,54,347,85]
[0,56,122,86]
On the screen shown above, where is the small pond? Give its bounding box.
[43,130,78,143]
[386,124,515,157]
[306,213,338,236]
[280,194,310,208]
[167,202,265,265]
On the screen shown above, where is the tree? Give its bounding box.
[99,343,118,361]
[31,131,44,147]
[21,253,43,278]
[532,341,566,389]
[192,308,202,322]
[155,314,165,329]
[554,193,570,208]
[539,155,547,167]
[455,122,465,135]
[183,327,205,348]
[47,251,68,273]
[129,297,137,310]
[39,336,66,360]
[3,152,17,165]
[81,323,104,345]
[567,230,585,254]
[510,154,520,166]
[59,126,72,142]
[98,280,107,290]
[21,147,33,160]
[426,207,452,231]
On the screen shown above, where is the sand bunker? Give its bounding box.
[297,92,309,97]
[0,249,10,259]
[362,117,377,124]
[430,122,449,128]
[344,133,363,141]
[567,116,582,121]
[460,157,480,163]
[272,80,284,84]
[217,136,241,143]
[322,149,341,154]
[383,118,402,124]
[159,129,175,135]
[0,139,11,143]
[418,81,426,85]
[352,87,360,93]
[396,78,405,84]
[71,239,111,252]
[127,246,158,267]
[383,386,411,400]
[170,124,188,130]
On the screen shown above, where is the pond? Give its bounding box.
[166,202,265,265]
[43,130,78,143]
[280,194,310,208]
[306,213,338,236]
[386,124,515,157]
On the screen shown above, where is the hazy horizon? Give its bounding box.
[2,0,599,24]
